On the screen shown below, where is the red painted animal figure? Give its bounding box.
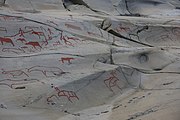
[1,69,29,78]
[28,66,66,77]
[25,42,42,49]
[47,94,59,103]
[31,31,45,39]
[104,71,122,92]
[0,79,40,89]
[54,87,79,103]
[0,37,14,46]
[2,48,25,54]
[16,38,26,43]
[60,33,74,46]
[60,57,75,64]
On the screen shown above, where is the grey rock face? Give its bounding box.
[0,0,5,6]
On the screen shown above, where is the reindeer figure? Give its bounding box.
[28,66,66,77]
[31,30,45,39]
[1,69,29,78]
[25,42,42,49]
[60,32,74,46]
[60,57,75,64]
[104,71,122,92]
[54,87,79,103]
[0,37,14,46]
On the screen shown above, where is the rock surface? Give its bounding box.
[0,1,180,120]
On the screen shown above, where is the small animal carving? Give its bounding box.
[60,57,75,64]
[31,31,45,39]
[25,42,42,49]
[55,87,79,103]
[0,37,14,46]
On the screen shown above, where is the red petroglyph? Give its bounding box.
[60,32,80,46]
[65,23,82,31]
[1,69,29,78]
[2,48,25,54]
[0,37,14,46]
[66,36,80,42]
[25,42,42,49]
[28,66,66,77]
[31,30,45,39]
[60,34,74,46]
[17,28,26,37]
[7,28,32,38]
[47,94,59,103]
[60,57,75,64]
[0,79,41,89]
[16,38,26,43]
[104,71,122,92]
[54,87,79,103]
